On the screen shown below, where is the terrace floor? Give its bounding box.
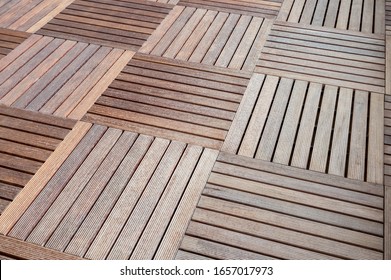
[0,0,390,260]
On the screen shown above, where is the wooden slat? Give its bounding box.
[193,208,382,259]
[0,235,83,260]
[0,121,90,235]
[65,134,154,257]
[179,152,384,259]
[0,28,29,58]
[5,122,218,259]
[27,128,123,245]
[178,0,282,19]
[0,38,131,120]
[142,6,271,71]
[106,140,187,260]
[278,0,385,34]
[130,145,203,259]
[223,73,383,183]
[154,148,218,259]
[7,123,104,239]
[256,22,385,94]
[83,53,249,149]
[0,0,74,32]
[0,107,76,215]
[179,235,275,260]
[36,0,173,51]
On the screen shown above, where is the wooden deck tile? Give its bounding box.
[279,0,385,34]
[0,28,30,60]
[0,34,133,120]
[36,0,174,51]
[178,0,283,19]
[256,21,385,94]
[0,235,83,260]
[140,6,273,71]
[178,152,384,260]
[0,0,74,33]
[83,53,251,150]
[0,105,76,215]
[2,123,218,260]
[223,73,384,184]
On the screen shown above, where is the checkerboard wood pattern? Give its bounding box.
[0,0,389,260]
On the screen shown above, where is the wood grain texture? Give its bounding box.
[5,124,218,260]
[0,105,76,216]
[386,186,391,259]
[83,53,250,149]
[279,0,385,34]
[256,21,385,94]
[223,74,383,183]
[36,0,174,51]
[0,35,133,119]
[0,235,83,260]
[140,6,272,71]
[178,0,283,18]
[178,152,384,259]
[0,27,30,60]
[0,0,74,32]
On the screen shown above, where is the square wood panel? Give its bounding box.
[5,123,218,260]
[141,6,272,71]
[36,0,174,51]
[178,0,283,19]
[177,152,384,260]
[256,21,385,94]
[0,28,30,60]
[0,35,133,120]
[0,105,75,214]
[83,53,251,149]
[278,0,385,34]
[223,73,384,184]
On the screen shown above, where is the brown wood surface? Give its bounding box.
[256,21,385,94]
[0,36,132,119]
[279,0,385,34]
[141,6,271,71]
[0,27,30,59]
[4,123,217,260]
[36,0,173,51]
[178,0,282,18]
[0,106,75,215]
[0,0,388,261]
[178,152,384,259]
[83,53,250,149]
[0,235,83,260]
[0,0,74,32]
[222,74,383,184]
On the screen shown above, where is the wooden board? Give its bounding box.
[0,34,133,119]
[279,0,385,34]
[223,73,384,184]
[140,6,273,71]
[178,0,283,19]
[256,21,385,94]
[0,27,30,60]
[0,105,75,215]
[0,235,83,260]
[5,124,218,260]
[36,0,174,51]
[0,0,74,32]
[178,152,384,259]
[387,1,391,35]
[83,53,251,149]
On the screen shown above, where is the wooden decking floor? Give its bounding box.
[0,0,389,260]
